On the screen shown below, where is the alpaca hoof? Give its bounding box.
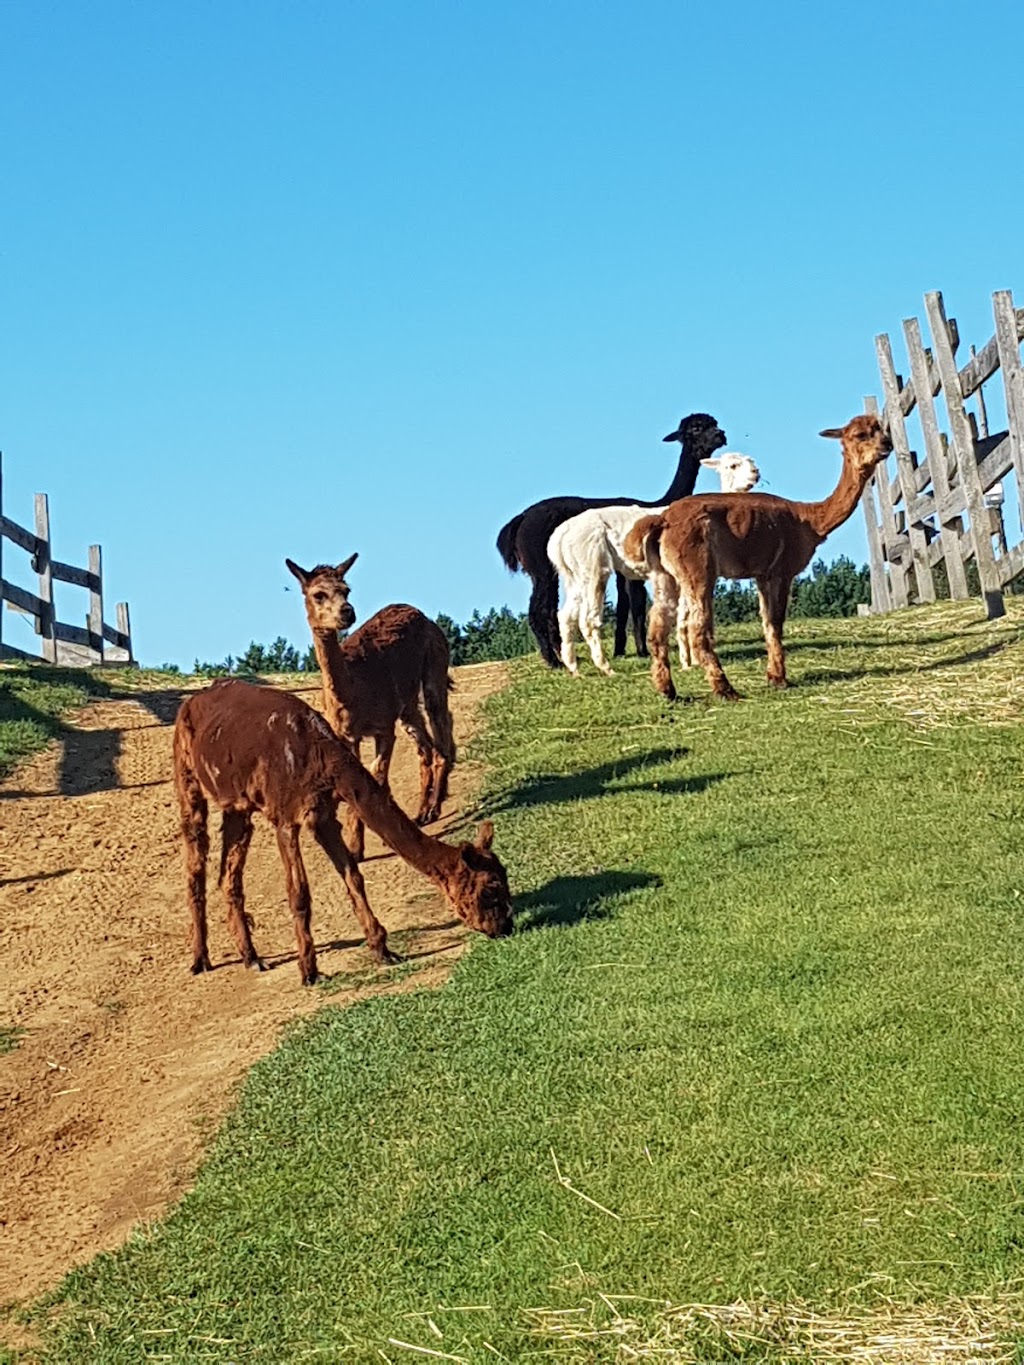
[245,955,267,973]
[190,955,213,976]
[715,688,741,702]
[598,665,614,678]
[302,968,319,987]
[767,675,789,690]
[374,946,402,967]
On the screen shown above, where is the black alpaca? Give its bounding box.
[496,412,727,668]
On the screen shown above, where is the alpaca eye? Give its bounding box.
[313,592,327,603]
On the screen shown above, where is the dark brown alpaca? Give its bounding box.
[174,680,512,985]
[286,555,455,860]
[624,414,893,701]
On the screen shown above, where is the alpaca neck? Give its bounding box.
[657,446,701,504]
[312,630,356,738]
[335,754,454,882]
[804,456,873,539]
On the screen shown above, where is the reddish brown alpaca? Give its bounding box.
[174,680,512,985]
[624,414,893,701]
[286,556,455,861]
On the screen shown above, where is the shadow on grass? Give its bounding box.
[716,626,981,664]
[516,869,662,930]
[490,746,707,813]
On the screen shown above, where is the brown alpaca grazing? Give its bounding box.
[174,680,512,985]
[624,414,893,701]
[286,556,455,861]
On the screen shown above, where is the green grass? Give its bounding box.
[0,1025,24,1056]
[18,603,1024,1361]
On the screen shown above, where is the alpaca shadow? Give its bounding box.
[516,869,662,931]
[0,868,73,888]
[265,919,466,972]
[491,746,694,813]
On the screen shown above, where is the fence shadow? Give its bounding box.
[0,668,188,798]
[516,868,662,931]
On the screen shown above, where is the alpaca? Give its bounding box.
[623,415,892,701]
[174,679,512,985]
[496,412,727,668]
[286,556,455,861]
[549,453,761,676]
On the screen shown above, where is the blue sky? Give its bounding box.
[2,0,1021,667]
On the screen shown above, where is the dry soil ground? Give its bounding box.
[0,663,505,1312]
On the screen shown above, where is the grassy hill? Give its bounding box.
[12,601,1024,1362]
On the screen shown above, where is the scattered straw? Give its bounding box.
[524,1292,1024,1362]
[550,1147,622,1221]
[805,599,1024,732]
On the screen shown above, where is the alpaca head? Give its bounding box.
[442,821,514,938]
[286,555,358,634]
[662,412,727,454]
[818,414,893,475]
[700,451,760,493]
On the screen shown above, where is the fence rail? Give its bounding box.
[862,289,1024,618]
[0,453,133,666]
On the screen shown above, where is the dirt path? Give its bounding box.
[0,664,506,1309]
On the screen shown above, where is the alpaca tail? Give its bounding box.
[623,514,666,575]
[496,512,526,573]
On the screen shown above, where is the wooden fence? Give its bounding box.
[861,289,1024,617]
[0,452,133,666]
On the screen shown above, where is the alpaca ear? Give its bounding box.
[662,429,682,443]
[818,428,844,440]
[285,558,311,586]
[336,552,358,577]
[475,820,495,852]
[700,457,721,470]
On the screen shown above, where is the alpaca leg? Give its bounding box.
[400,704,439,824]
[676,594,693,668]
[340,738,366,864]
[370,729,396,787]
[219,809,262,971]
[646,569,680,700]
[757,577,792,688]
[558,587,581,674]
[275,823,319,986]
[422,671,456,817]
[528,567,562,668]
[312,810,398,965]
[180,776,211,975]
[685,568,738,701]
[627,578,649,657]
[613,572,630,657]
[581,572,613,675]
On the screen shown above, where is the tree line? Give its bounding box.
[175,556,878,675]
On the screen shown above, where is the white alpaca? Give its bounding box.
[549,452,760,676]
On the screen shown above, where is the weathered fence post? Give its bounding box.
[88,545,103,661]
[865,395,910,608]
[33,493,57,662]
[116,602,133,664]
[876,333,935,602]
[993,290,1024,532]
[924,291,1005,620]
[902,316,970,599]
